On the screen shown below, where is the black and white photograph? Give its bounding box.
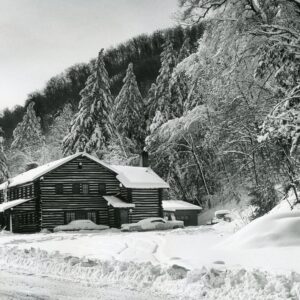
[0,0,300,299]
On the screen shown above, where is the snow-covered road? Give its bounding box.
[0,267,169,300]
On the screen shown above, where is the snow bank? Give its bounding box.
[220,191,300,250]
[221,211,300,249]
[211,206,253,234]
[269,193,300,215]
[0,246,299,299]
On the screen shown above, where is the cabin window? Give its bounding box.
[16,212,36,226]
[64,211,97,224]
[72,183,81,194]
[82,183,89,194]
[65,212,76,224]
[13,189,18,199]
[87,211,97,223]
[55,183,64,195]
[98,183,106,195]
[29,185,33,197]
[20,187,24,198]
[76,211,87,220]
[9,190,13,200]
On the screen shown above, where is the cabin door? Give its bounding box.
[119,209,129,225]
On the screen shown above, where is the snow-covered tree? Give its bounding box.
[256,21,300,157]
[46,103,74,160]
[149,110,165,134]
[49,103,73,145]
[11,102,45,156]
[146,105,215,203]
[0,128,9,184]
[145,83,157,131]
[147,38,191,125]
[113,63,145,149]
[170,37,193,116]
[153,39,177,121]
[177,37,191,63]
[63,49,113,155]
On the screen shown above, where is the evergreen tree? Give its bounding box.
[177,37,191,63]
[0,128,9,184]
[169,78,185,117]
[11,102,45,156]
[46,103,74,160]
[154,39,177,122]
[49,103,74,146]
[145,83,157,132]
[170,37,192,117]
[113,63,144,149]
[63,50,113,155]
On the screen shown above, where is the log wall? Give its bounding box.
[0,182,39,233]
[130,188,163,223]
[40,156,119,230]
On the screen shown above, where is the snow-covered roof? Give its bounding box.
[112,165,169,189]
[162,200,202,212]
[0,152,117,191]
[0,152,169,191]
[0,198,34,212]
[103,196,135,208]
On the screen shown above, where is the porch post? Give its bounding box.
[9,209,13,233]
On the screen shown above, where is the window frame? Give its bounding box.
[55,183,64,195]
[98,183,106,195]
[72,183,81,194]
[64,210,98,225]
[82,183,89,194]
[29,185,33,197]
[65,211,76,224]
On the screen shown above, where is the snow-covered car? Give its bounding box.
[207,210,233,225]
[121,217,184,232]
[53,220,109,232]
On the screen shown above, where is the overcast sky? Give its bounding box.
[0,0,177,111]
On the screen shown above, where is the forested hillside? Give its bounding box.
[0,24,203,141]
[1,0,300,218]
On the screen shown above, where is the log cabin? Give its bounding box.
[0,152,169,233]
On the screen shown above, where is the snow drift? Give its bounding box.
[0,246,299,300]
[221,211,300,249]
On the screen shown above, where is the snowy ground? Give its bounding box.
[1,216,300,299]
[0,267,165,300]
